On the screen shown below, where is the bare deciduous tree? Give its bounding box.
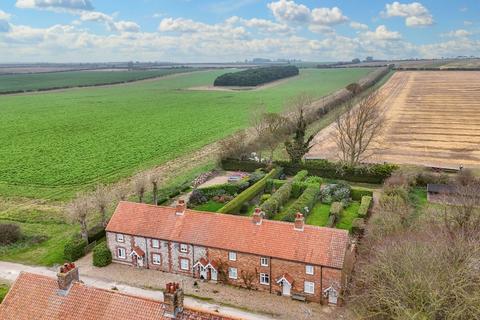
[112,182,130,202]
[218,130,252,160]
[148,171,162,205]
[133,173,148,203]
[261,112,288,162]
[92,184,111,226]
[332,91,385,166]
[67,194,92,242]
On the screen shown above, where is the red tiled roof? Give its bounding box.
[0,272,235,320]
[106,202,349,269]
[276,273,294,285]
[131,245,145,257]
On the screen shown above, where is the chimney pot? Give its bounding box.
[57,262,79,291]
[176,200,186,216]
[252,208,263,225]
[294,212,304,231]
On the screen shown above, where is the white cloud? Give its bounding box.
[228,16,292,34]
[350,21,368,30]
[16,0,93,12]
[267,0,310,24]
[444,29,472,38]
[362,25,402,41]
[385,2,434,27]
[419,38,480,58]
[79,11,140,33]
[0,10,11,32]
[311,7,347,25]
[308,25,335,35]
[464,21,473,26]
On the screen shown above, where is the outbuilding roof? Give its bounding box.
[106,201,349,269]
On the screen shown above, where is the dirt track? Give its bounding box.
[308,71,480,168]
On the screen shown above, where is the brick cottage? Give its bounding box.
[106,201,351,305]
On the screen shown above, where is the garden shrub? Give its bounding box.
[261,181,292,217]
[304,176,322,185]
[188,189,208,206]
[92,241,112,267]
[248,169,266,184]
[283,183,321,221]
[64,237,88,262]
[221,159,266,172]
[351,187,373,201]
[260,194,271,203]
[351,218,366,235]
[326,214,337,227]
[415,171,450,186]
[330,202,344,218]
[321,183,351,204]
[87,224,106,243]
[293,170,309,182]
[218,168,282,214]
[291,181,307,198]
[265,179,287,193]
[0,224,22,245]
[357,196,373,218]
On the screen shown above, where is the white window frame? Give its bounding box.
[152,239,160,248]
[180,243,188,253]
[259,273,270,285]
[152,253,161,265]
[117,247,126,259]
[260,257,268,267]
[228,252,237,261]
[304,281,315,294]
[228,267,238,279]
[116,234,124,243]
[180,258,189,270]
[306,265,314,275]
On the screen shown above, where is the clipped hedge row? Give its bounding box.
[218,168,282,214]
[357,196,373,218]
[261,181,292,218]
[293,170,308,182]
[330,202,344,217]
[283,183,321,222]
[265,179,287,193]
[276,160,397,184]
[199,180,249,197]
[64,237,88,262]
[351,187,374,201]
[221,159,266,172]
[88,224,106,243]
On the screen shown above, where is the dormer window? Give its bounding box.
[229,252,237,261]
[152,239,160,248]
[116,234,124,243]
[260,257,269,267]
[180,243,188,253]
[306,265,314,275]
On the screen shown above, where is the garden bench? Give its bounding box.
[291,293,307,302]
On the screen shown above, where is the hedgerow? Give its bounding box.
[92,241,112,267]
[214,66,299,87]
[357,196,373,218]
[261,181,292,218]
[283,183,321,222]
[63,237,87,262]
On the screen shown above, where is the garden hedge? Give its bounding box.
[87,224,106,243]
[357,196,373,218]
[218,168,282,214]
[265,179,287,193]
[64,237,88,262]
[275,160,397,184]
[92,241,112,267]
[220,159,266,172]
[199,180,249,197]
[283,183,321,222]
[261,180,292,218]
[330,202,343,217]
[351,187,374,201]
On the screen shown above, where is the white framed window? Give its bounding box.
[180,258,189,270]
[260,257,268,267]
[306,265,314,275]
[152,239,160,248]
[228,267,238,279]
[117,247,126,259]
[116,234,124,243]
[180,243,188,253]
[228,252,237,261]
[304,281,315,294]
[152,254,161,265]
[259,273,270,285]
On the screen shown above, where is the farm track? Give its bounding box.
[308,71,480,168]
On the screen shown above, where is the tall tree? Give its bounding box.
[148,171,161,205]
[93,184,110,226]
[284,94,315,164]
[332,91,385,166]
[133,173,148,203]
[67,194,92,242]
[262,112,288,162]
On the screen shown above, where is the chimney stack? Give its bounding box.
[164,282,184,319]
[252,208,263,225]
[294,212,304,231]
[57,262,79,292]
[176,200,186,216]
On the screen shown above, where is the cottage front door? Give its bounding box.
[328,289,338,304]
[199,266,208,280]
[137,256,144,268]
[282,281,291,296]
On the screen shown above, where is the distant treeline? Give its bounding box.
[213,65,299,87]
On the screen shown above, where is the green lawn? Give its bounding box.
[306,203,331,226]
[0,284,9,303]
[194,200,225,212]
[0,68,372,200]
[0,69,194,93]
[336,201,361,232]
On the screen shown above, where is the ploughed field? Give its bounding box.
[0,68,371,200]
[309,71,480,168]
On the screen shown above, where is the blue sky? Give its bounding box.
[0,0,478,62]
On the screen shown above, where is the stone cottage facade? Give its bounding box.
[106,201,351,305]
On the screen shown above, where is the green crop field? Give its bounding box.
[0,68,371,200]
[0,68,193,93]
